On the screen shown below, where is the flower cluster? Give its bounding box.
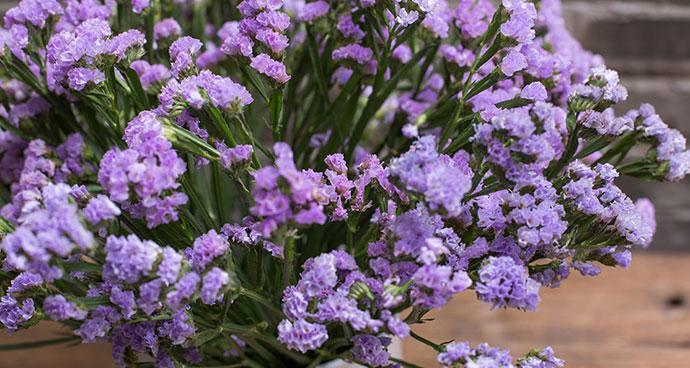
[98,111,188,228]
[0,0,686,367]
[221,0,292,84]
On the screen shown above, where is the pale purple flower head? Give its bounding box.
[200,267,230,304]
[476,256,541,311]
[154,18,182,41]
[250,53,291,84]
[351,335,390,367]
[43,295,87,321]
[277,319,328,353]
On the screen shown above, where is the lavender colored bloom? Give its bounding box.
[103,235,161,284]
[166,272,200,310]
[154,18,182,41]
[501,50,528,77]
[337,15,365,40]
[0,295,34,331]
[438,341,471,366]
[518,347,565,368]
[219,143,254,170]
[7,272,42,294]
[277,319,328,353]
[99,111,188,228]
[4,0,63,29]
[351,335,390,367]
[110,286,137,319]
[75,306,120,343]
[138,279,163,315]
[186,230,229,271]
[256,11,291,32]
[500,0,537,44]
[476,256,541,311]
[83,195,121,225]
[132,0,150,13]
[299,1,329,22]
[108,30,146,60]
[332,43,373,65]
[130,61,171,89]
[250,53,291,84]
[158,310,195,345]
[67,67,105,91]
[158,246,183,285]
[635,198,657,235]
[43,295,87,321]
[200,267,230,305]
[389,136,472,217]
[255,28,289,54]
[169,36,202,78]
[521,82,548,101]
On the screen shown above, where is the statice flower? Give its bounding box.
[474,103,567,183]
[438,341,515,368]
[570,66,628,110]
[160,71,253,113]
[7,272,42,294]
[250,53,291,84]
[500,0,537,44]
[476,256,541,311]
[43,295,88,321]
[518,347,565,368]
[98,111,188,228]
[389,136,473,217]
[83,195,121,225]
[633,103,690,181]
[217,142,254,170]
[0,295,35,332]
[4,0,62,29]
[1,183,94,281]
[332,43,374,65]
[130,61,172,90]
[103,235,161,284]
[154,18,181,41]
[220,0,292,83]
[350,334,390,367]
[169,36,203,78]
[201,267,230,305]
[277,318,329,353]
[185,230,230,271]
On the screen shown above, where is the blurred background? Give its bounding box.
[2,0,690,366]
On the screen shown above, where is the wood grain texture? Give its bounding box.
[1,253,690,367]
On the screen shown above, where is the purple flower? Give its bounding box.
[0,295,35,331]
[7,272,42,294]
[298,1,329,22]
[476,256,541,311]
[166,272,200,310]
[186,230,230,271]
[351,335,390,367]
[200,267,230,305]
[158,310,195,345]
[99,111,188,228]
[130,61,171,90]
[501,49,528,77]
[519,346,565,368]
[83,195,121,225]
[332,43,373,65]
[107,30,146,60]
[43,295,87,321]
[110,286,137,319]
[154,18,182,41]
[521,82,548,101]
[67,67,105,91]
[250,53,291,84]
[103,235,161,284]
[277,319,328,353]
[218,143,254,171]
[389,136,472,217]
[169,37,202,78]
[132,0,150,13]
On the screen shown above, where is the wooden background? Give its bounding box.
[2,252,690,367]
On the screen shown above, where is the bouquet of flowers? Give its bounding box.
[0,0,686,367]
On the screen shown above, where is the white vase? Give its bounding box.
[318,338,402,368]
